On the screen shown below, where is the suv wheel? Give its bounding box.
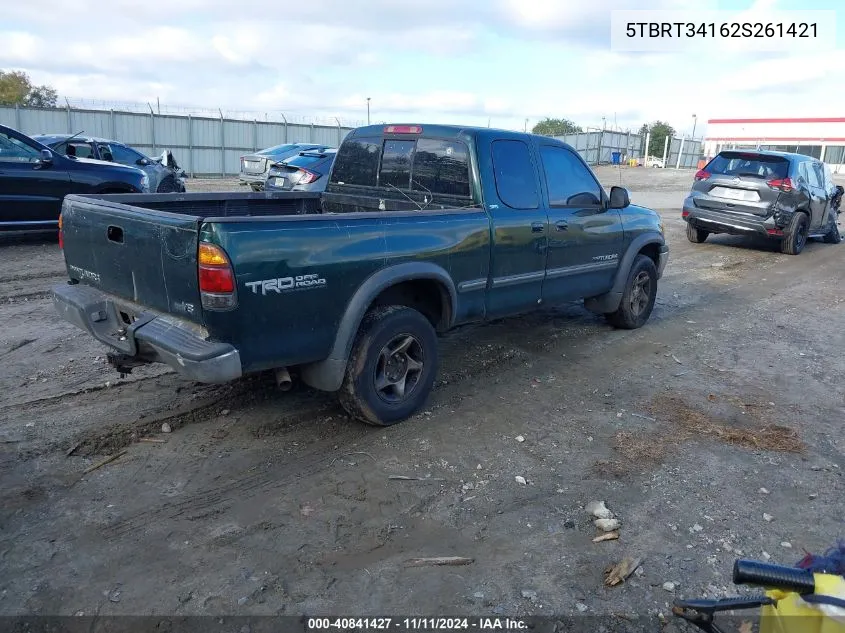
[686,222,709,243]
[823,210,841,244]
[605,254,658,330]
[339,305,438,426]
[781,211,809,255]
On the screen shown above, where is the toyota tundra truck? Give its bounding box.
[53,124,669,426]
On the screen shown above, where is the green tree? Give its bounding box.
[639,120,676,157]
[0,70,59,107]
[532,117,583,137]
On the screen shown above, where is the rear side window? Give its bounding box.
[539,145,602,207]
[706,152,788,180]
[805,162,822,188]
[490,140,539,209]
[379,140,415,189]
[330,137,381,186]
[412,139,471,197]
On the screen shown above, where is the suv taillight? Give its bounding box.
[694,170,710,181]
[58,212,63,249]
[198,242,236,310]
[767,177,794,193]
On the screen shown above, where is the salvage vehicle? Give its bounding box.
[265,149,337,192]
[53,124,669,426]
[682,150,841,254]
[33,134,186,193]
[0,124,149,235]
[239,143,332,191]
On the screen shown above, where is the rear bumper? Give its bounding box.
[683,196,778,237]
[53,282,242,383]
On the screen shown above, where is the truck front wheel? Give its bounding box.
[605,254,658,330]
[339,305,438,426]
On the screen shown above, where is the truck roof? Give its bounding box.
[347,123,561,144]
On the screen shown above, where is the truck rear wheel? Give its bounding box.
[605,254,658,330]
[339,305,438,426]
[686,222,709,243]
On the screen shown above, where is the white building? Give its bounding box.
[703,117,845,172]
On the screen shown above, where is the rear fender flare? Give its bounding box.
[299,262,457,392]
[584,232,665,314]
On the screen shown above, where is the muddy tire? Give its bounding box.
[156,177,179,193]
[781,211,809,255]
[686,222,709,243]
[339,305,438,426]
[823,210,841,244]
[605,254,658,330]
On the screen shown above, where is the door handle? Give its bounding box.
[554,220,568,231]
[531,222,544,233]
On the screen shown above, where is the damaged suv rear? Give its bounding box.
[682,150,842,255]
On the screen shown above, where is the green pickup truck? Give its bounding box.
[53,124,669,426]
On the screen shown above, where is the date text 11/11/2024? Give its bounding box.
[307,618,528,630]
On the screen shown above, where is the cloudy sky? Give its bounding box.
[1,0,842,135]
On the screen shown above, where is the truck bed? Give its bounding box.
[83,191,323,218]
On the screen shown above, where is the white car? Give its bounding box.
[645,156,665,168]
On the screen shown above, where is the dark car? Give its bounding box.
[683,150,842,254]
[0,124,149,234]
[33,134,186,193]
[239,143,332,191]
[265,149,336,192]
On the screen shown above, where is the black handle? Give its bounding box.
[531,222,544,233]
[107,225,124,243]
[732,559,815,594]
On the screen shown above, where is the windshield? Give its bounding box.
[706,152,789,180]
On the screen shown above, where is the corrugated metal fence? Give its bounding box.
[553,130,644,165]
[0,104,355,177]
[666,136,703,169]
[553,130,704,168]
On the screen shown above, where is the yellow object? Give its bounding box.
[760,573,845,633]
[198,242,229,266]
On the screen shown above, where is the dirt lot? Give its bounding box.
[1,166,843,626]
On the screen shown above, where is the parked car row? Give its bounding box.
[239,143,333,191]
[33,134,187,194]
[0,123,151,234]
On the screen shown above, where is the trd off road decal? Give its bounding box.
[245,273,327,296]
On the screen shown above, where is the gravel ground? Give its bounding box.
[0,166,843,629]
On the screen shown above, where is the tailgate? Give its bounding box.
[60,194,203,323]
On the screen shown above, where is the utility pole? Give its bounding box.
[366,97,371,125]
[524,118,529,133]
[691,113,698,138]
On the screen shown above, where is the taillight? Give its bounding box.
[198,242,236,309]
[694,170,710,181]
[296,169,319,185]
[682,210,690,218]
[384,125,423,134]
[58,213,63,249]
[767,177,794,193]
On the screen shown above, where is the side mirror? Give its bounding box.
[38,149,54,166]
[608,185,630,209]
[136,158,150,166]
